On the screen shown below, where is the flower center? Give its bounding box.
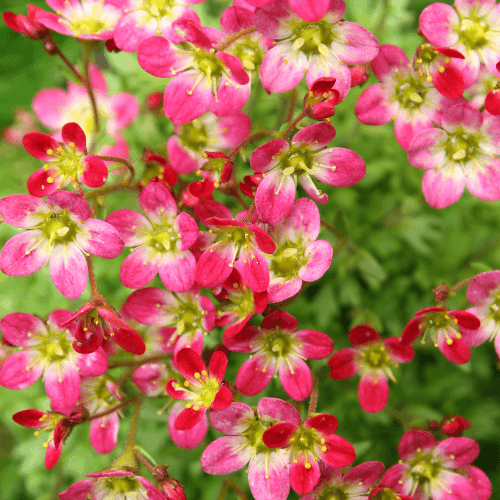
[178,119,210,153]
[317,487,349,500]
[67,102,109,138]
[393,73,428,110]
[32,323,74,364]
[260,328,295,359]
[185,369,220,409]
[421,311,461,347]
[98,477,145,500]
[36,210,79,249]
[360,342,391,370]
[270,240,308,279]
[62,3,116,36]
[44,143,85,183]
[444,130,480,162]
[172,298,206,338]
[244,417,272,454]
[192,49,225,80]
[229,37,264,72]
[457,18,488,50]
[287,20,335,56]
[148,222,179,252]
[407,451,444,487]
[126,0,178,32]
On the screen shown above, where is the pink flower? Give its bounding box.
[189,152,233,199]
[303,78,340,121]
[113,0,203,52]
[138,21,250,124]
[379,430,490,500]
[263,412,356,495]
[407,102,500,208]
[254,0,378,98]
[3,4,50,40]
[265,198,333,303]
[355,44,457,151]
[0,191,124,299]
[122,286,215,362]
[328,325,414,413]
[460,270,500,358]
[23,122,108,197]
[167,111,251,174]
[32,64,139,143]
[214,269,268,340]
[225,310,333,400]
[401,306,481,364]
[300,461,385,500]
[243,0,330,22]
[13,407,87,470]
[0,310,108,409]
[165,348,233,430]
[201,398,297,500]
[79,376,121,454]
[251,122,365,223]
[196,215,276,292]
[107,179,199,292]
[419,1,500,81]
[35,0,122,40]
[428,415,471,438]
[58,469,166,500]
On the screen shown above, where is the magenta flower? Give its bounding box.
[196,216,276,292]
[460,270,500,358]
[138,21,250,124]
[113,0,203,52]
[59,469,166,500]
[250,122,365,223]
[0,310,108,409]
[106,179,199,291]
[419,0,500,81]
[401,306,481,364]
[35,0,122,40]
[0,191,124,299]
[328,325,414,413]
[266,198,333,303]
[214,269,268,340]
[303,78,340,121]
[122,286,215,361]
[355,44,457,151]
[165,348,232,430]
[201,398,299,500]
[407,102,500,208]
[79,376,121,454]
[379,430,490,500]
[263,412,356,495]
[32,64,139,143]
[23,122,108,197]
[166,111,251,174]
[243,0,330,22]
[225,310,333,400]
[254,0,378,98]
[300,461,385,500]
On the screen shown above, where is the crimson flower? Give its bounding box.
[303,78,340,121]
[328,325,414,413]
[166,348,232,430]
[23,123,108,196]
[3,4,50,40]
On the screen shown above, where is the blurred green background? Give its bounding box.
[0,0,499,499]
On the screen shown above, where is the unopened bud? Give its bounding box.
[303,77,340,120]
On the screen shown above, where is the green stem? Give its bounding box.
[282,111,306,138]
[81,41,100,135]
[111,399,142,470]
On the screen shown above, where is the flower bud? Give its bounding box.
[3,5,50,40]
[349,64,369,87]
[146,92,164,113]
[303,78,340,120]
[154,465,186,500]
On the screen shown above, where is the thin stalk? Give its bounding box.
[282,111,306,138]
[87,398,138,422]
[228,131,270,159]
[98,155,135,183]
[111,399,143,470]
[215,26,257,52]
[81,41,100,134]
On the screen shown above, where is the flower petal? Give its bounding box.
[49,242,87,299]
[201,435,251,474]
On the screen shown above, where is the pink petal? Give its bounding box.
[76,347,108,377]
[282,197,320,241]
[47,191,91,220]
[121,287,170,324]
[255,169,296,223]
[209,350,228,383]
[167,136,200,175]
[384,337,415,363]
[289,458,320,495]
[263,422,297,448]
[394,115,434,152]
[267,277,303,303]
[293,330,334,359]
[77,219,124,258]
[466,158,500,201]
[236,353,275,396]
[175,406,205,430]
[434,437,479,467]
[236,246,270,292]
[137,36,184,77]
[422,167,465,208]
[437,335,471,364]
[159,251,196,292]
[249,225,276,254]
[342,461,385,493]
[168,402,208,449]
[460,465,492,500]
[257,396,301,425]
[261,310,297,332]
[358,372,389,413]
[44,362,80,409]
[45,441,62,470]
[419,4,460,47]
[212,384,232,411]
[114,11,157,52]
[201,435,251,474]
[164,71,212,124]
[49,243,87,299]
[120,247,160,289]
[467,270,500,306]
[248,453,290,500]
[108,93,139,132]
[27,167,61,197]
[304,414,338,435]
[208,401,254,434]
[0,312,46,347]
[300,240,333,282]
[260,44,307,93]
[196,242,237,289]
[250,139,289,173]
[327,349,360,379]
[407,129,446,169]
[176,348,207,382]
[371,44,409,81]
[331,22,379,65]
[90,413,119,454]
[175,212,199,250]
[32,89,69,130]
[0,194,47,228]
[292,123,335,150]
[0,350,43,389]
[398,430,435,460]
[106,209,152,246]
[12,409,49,428]
[279,356,313,400]
[314,148,366,186]
[140,179,178,220]
[354,84,393,125]
[290,0,328,21]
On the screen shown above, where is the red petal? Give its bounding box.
[401,316,423,346]
[261,310,297,332]
[211,384,233,410]
[208,350,228,382]
[450,310,480,330]
[304,414,338,435]
[22,132,59,161]
[327,349,359,379]
[61,122,86,152]
[12,409,47,428]
[175,407,204,430]
[176,348,207,382]
[262,422,297,448]
[485,89,500,115]
[81,156,108,188]
[348,324,379,346]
